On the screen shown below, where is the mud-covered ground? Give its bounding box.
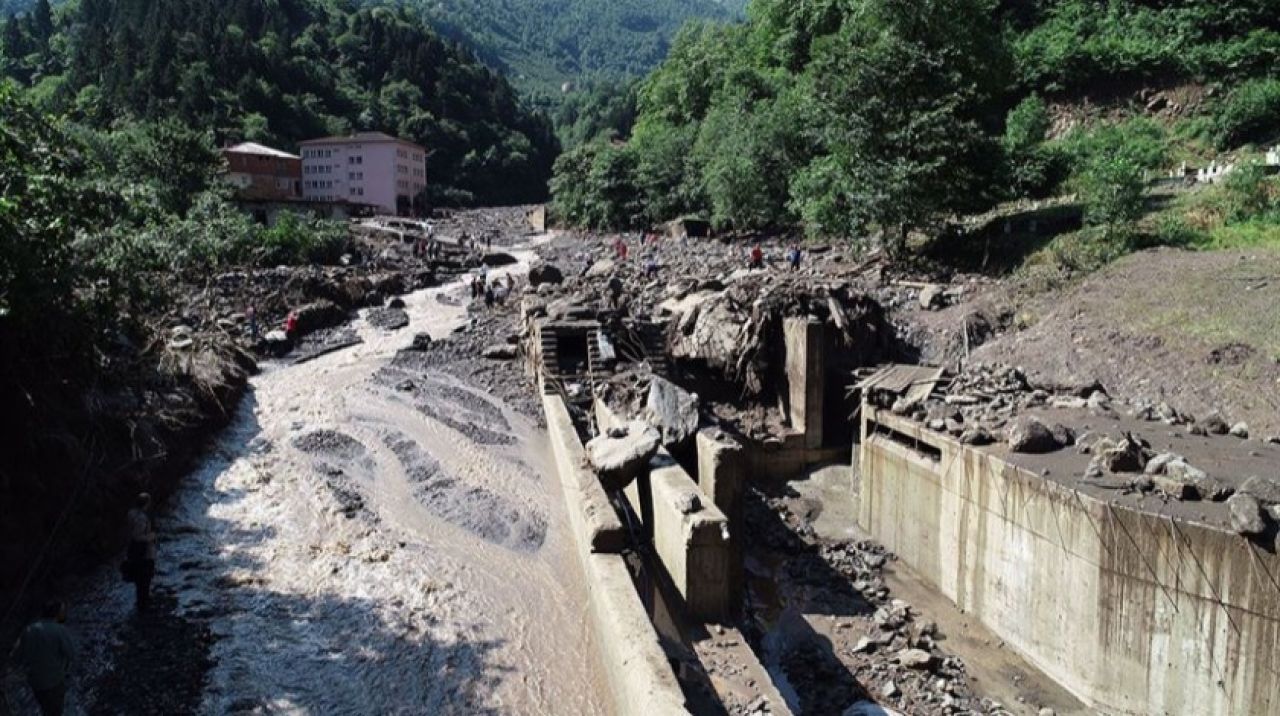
[3,213,608,715]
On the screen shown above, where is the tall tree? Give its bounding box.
[788,0,1005,252]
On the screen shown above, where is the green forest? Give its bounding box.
[1,0,558,206]
[396,0,745,97]
[552,0,1280,262]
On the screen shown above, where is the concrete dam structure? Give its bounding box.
[858,404,1280,715]
[523,274,1277,715]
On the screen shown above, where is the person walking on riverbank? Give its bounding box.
[125,493,157,611]
[10,601,75,716]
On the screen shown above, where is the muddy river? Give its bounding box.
[7,240,610,715]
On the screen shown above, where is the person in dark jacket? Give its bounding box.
[11,601,75,716]
[125,493,157,611]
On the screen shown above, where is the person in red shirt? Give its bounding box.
[285,311,299,337]
[749,244,764,270]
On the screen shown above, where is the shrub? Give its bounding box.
[1213,78,1280,149]
[1219,160,1278,223]
[1077,154,1145,233]
[258,212,349,266]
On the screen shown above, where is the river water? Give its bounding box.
[6,239,610,715]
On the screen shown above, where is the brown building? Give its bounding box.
[222,142,302,201]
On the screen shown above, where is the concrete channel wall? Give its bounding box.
[542,394,691,716]
[858,408,1280,715]
[595,402,735,623]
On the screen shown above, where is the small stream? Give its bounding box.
[5,238,610,715]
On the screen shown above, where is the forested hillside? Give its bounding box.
[1,0,558,205]
[553,0,1280,263]
[400,0,745,96]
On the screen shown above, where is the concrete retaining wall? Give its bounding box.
[596,402,734,622]
[542,393,690,716]
[858,409,1280,715]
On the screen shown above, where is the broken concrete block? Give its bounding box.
[1230,422,1250,439]
[1227,493,1267,536]
[645,376,701,448]
[585,421,661,491]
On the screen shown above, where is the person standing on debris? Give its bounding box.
[644,255,659,279]
[486,235,493,250]
[123,493,157,611]
[10,601,75,716]
[284,310,299,339]
[787,244,802,271]
[246,305,259,342]
[613,237,628,261]
[749,244,764,270]
[483,282,495,309]
[607,275,624,309]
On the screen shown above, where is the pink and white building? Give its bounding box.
[299,132,428,216]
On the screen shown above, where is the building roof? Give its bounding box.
[298,131,425,151]
[223,142,299,159]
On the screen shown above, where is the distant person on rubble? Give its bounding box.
[613,237,628,261]
[246,305,259,342]
[749,244,764,270]
[483,282,495,309]
[10,601,75,716]
[607,275,624,309]
[787,244,802,271]
[284,311,299,339]
[124,493,157,611]
[644,255,659,279]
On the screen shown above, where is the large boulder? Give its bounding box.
[585,421,661,491]
[645,376,701,448]
[529,263,565,287]
[481,252,518,267]
[585,259,616,279]
[1239,475,1280,505]
[367,307,409,331]
[293,300,347,336]
[1006,416,1061,454]
[1227,493,1268,536]
[407,333,433,351]
[1199,411,1231,435]
[1099,434,1147,473]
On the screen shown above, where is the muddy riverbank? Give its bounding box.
[3,220,610,715]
